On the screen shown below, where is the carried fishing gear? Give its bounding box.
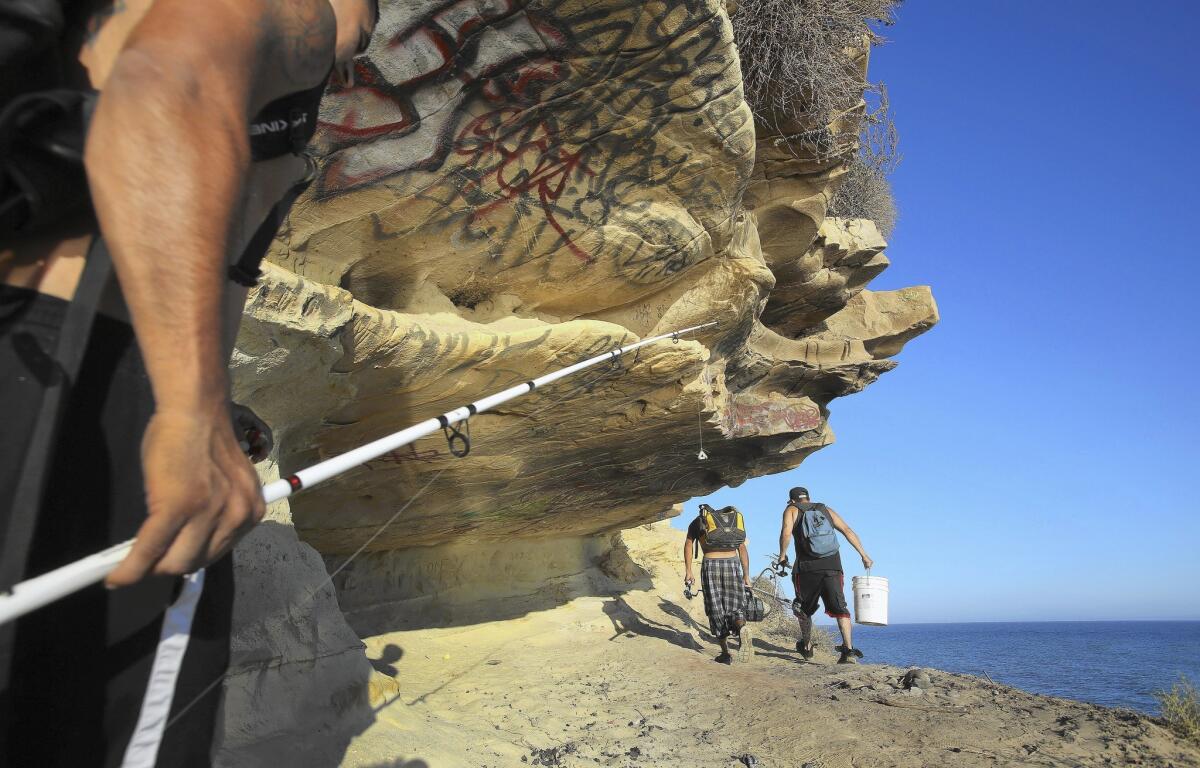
[744,587,767,622]
[0,321,718,626]
[745,555,794,622]
[744,554,797,622]
[770,554,790,578]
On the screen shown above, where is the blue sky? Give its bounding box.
[674,0,1200,623]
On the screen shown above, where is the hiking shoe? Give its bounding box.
[796,640,815,660]
[736,626,754,665]
[716,651,733,665]
[835,645,864,665]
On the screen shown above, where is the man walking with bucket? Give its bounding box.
[777,487,873,664]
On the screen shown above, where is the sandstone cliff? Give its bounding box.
[217,0,937,762]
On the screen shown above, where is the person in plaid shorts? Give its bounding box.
[684,504,753,664]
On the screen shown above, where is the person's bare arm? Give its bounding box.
[738,541,751,587]
[91,0,335,586]
[779,505,797,563]
[826,507,873,570]
[683,535,696,586]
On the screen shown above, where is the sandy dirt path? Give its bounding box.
[340,531,1198,768]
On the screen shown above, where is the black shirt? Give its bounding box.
[793,550,842,573]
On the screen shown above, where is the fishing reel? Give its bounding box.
[231,403,273,464]
[769,554,790,578]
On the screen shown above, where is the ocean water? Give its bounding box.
[841,621,1200,714]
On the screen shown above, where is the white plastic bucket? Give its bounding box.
[852,574,889,626]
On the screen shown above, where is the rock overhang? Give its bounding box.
[230,0,938,557]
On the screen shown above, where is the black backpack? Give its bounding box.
[1,0,95,238]
[696,504,746,550]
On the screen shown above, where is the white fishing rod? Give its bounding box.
[0,321,718,626]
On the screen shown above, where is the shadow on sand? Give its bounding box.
[656,597,717,643]
[601,596,705,652]
[751,636,814,664]
[369,642,404,677]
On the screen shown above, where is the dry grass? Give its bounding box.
[732,0,901,234]
[1155,675,1200,747]
[732,0,898,154]
[829,155,897,236]
[828,82,898,234]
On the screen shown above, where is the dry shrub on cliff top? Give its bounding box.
[828,84,898,235]
[1156,675,1200,747]
[733,0,901,234]
[829,154,897,236]
[732,0,898,148]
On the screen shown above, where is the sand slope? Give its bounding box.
[341,527,1198,768]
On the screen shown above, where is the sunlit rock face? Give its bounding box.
[229,0,936,607]
[217,1,936,759]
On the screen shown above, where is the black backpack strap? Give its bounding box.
[227,178,308,287]
[790,504,799,534]
[717,510,734,534]
[0,236,110,697]
[0,235,111,593]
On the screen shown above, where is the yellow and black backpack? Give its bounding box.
[696,504,746,550]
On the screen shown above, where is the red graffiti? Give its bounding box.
[316,1,569,192]
[451,104,595,263]
[727,402,821,436]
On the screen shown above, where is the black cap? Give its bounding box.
[789,487,809,502]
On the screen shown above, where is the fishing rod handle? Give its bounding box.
[0,539,130,625]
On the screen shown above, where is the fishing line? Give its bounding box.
[162,324,722,732]
[163,467,447,733]
[319,468,447,595]
[524,364,624,420]
[163,328,701,731]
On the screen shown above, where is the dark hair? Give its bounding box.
[789,487,809,502]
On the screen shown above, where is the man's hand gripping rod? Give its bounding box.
[0,321,718,626]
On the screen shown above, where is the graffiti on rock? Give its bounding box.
[725,400,821,438]
[317,0,569,190]
[314,0,750,276]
